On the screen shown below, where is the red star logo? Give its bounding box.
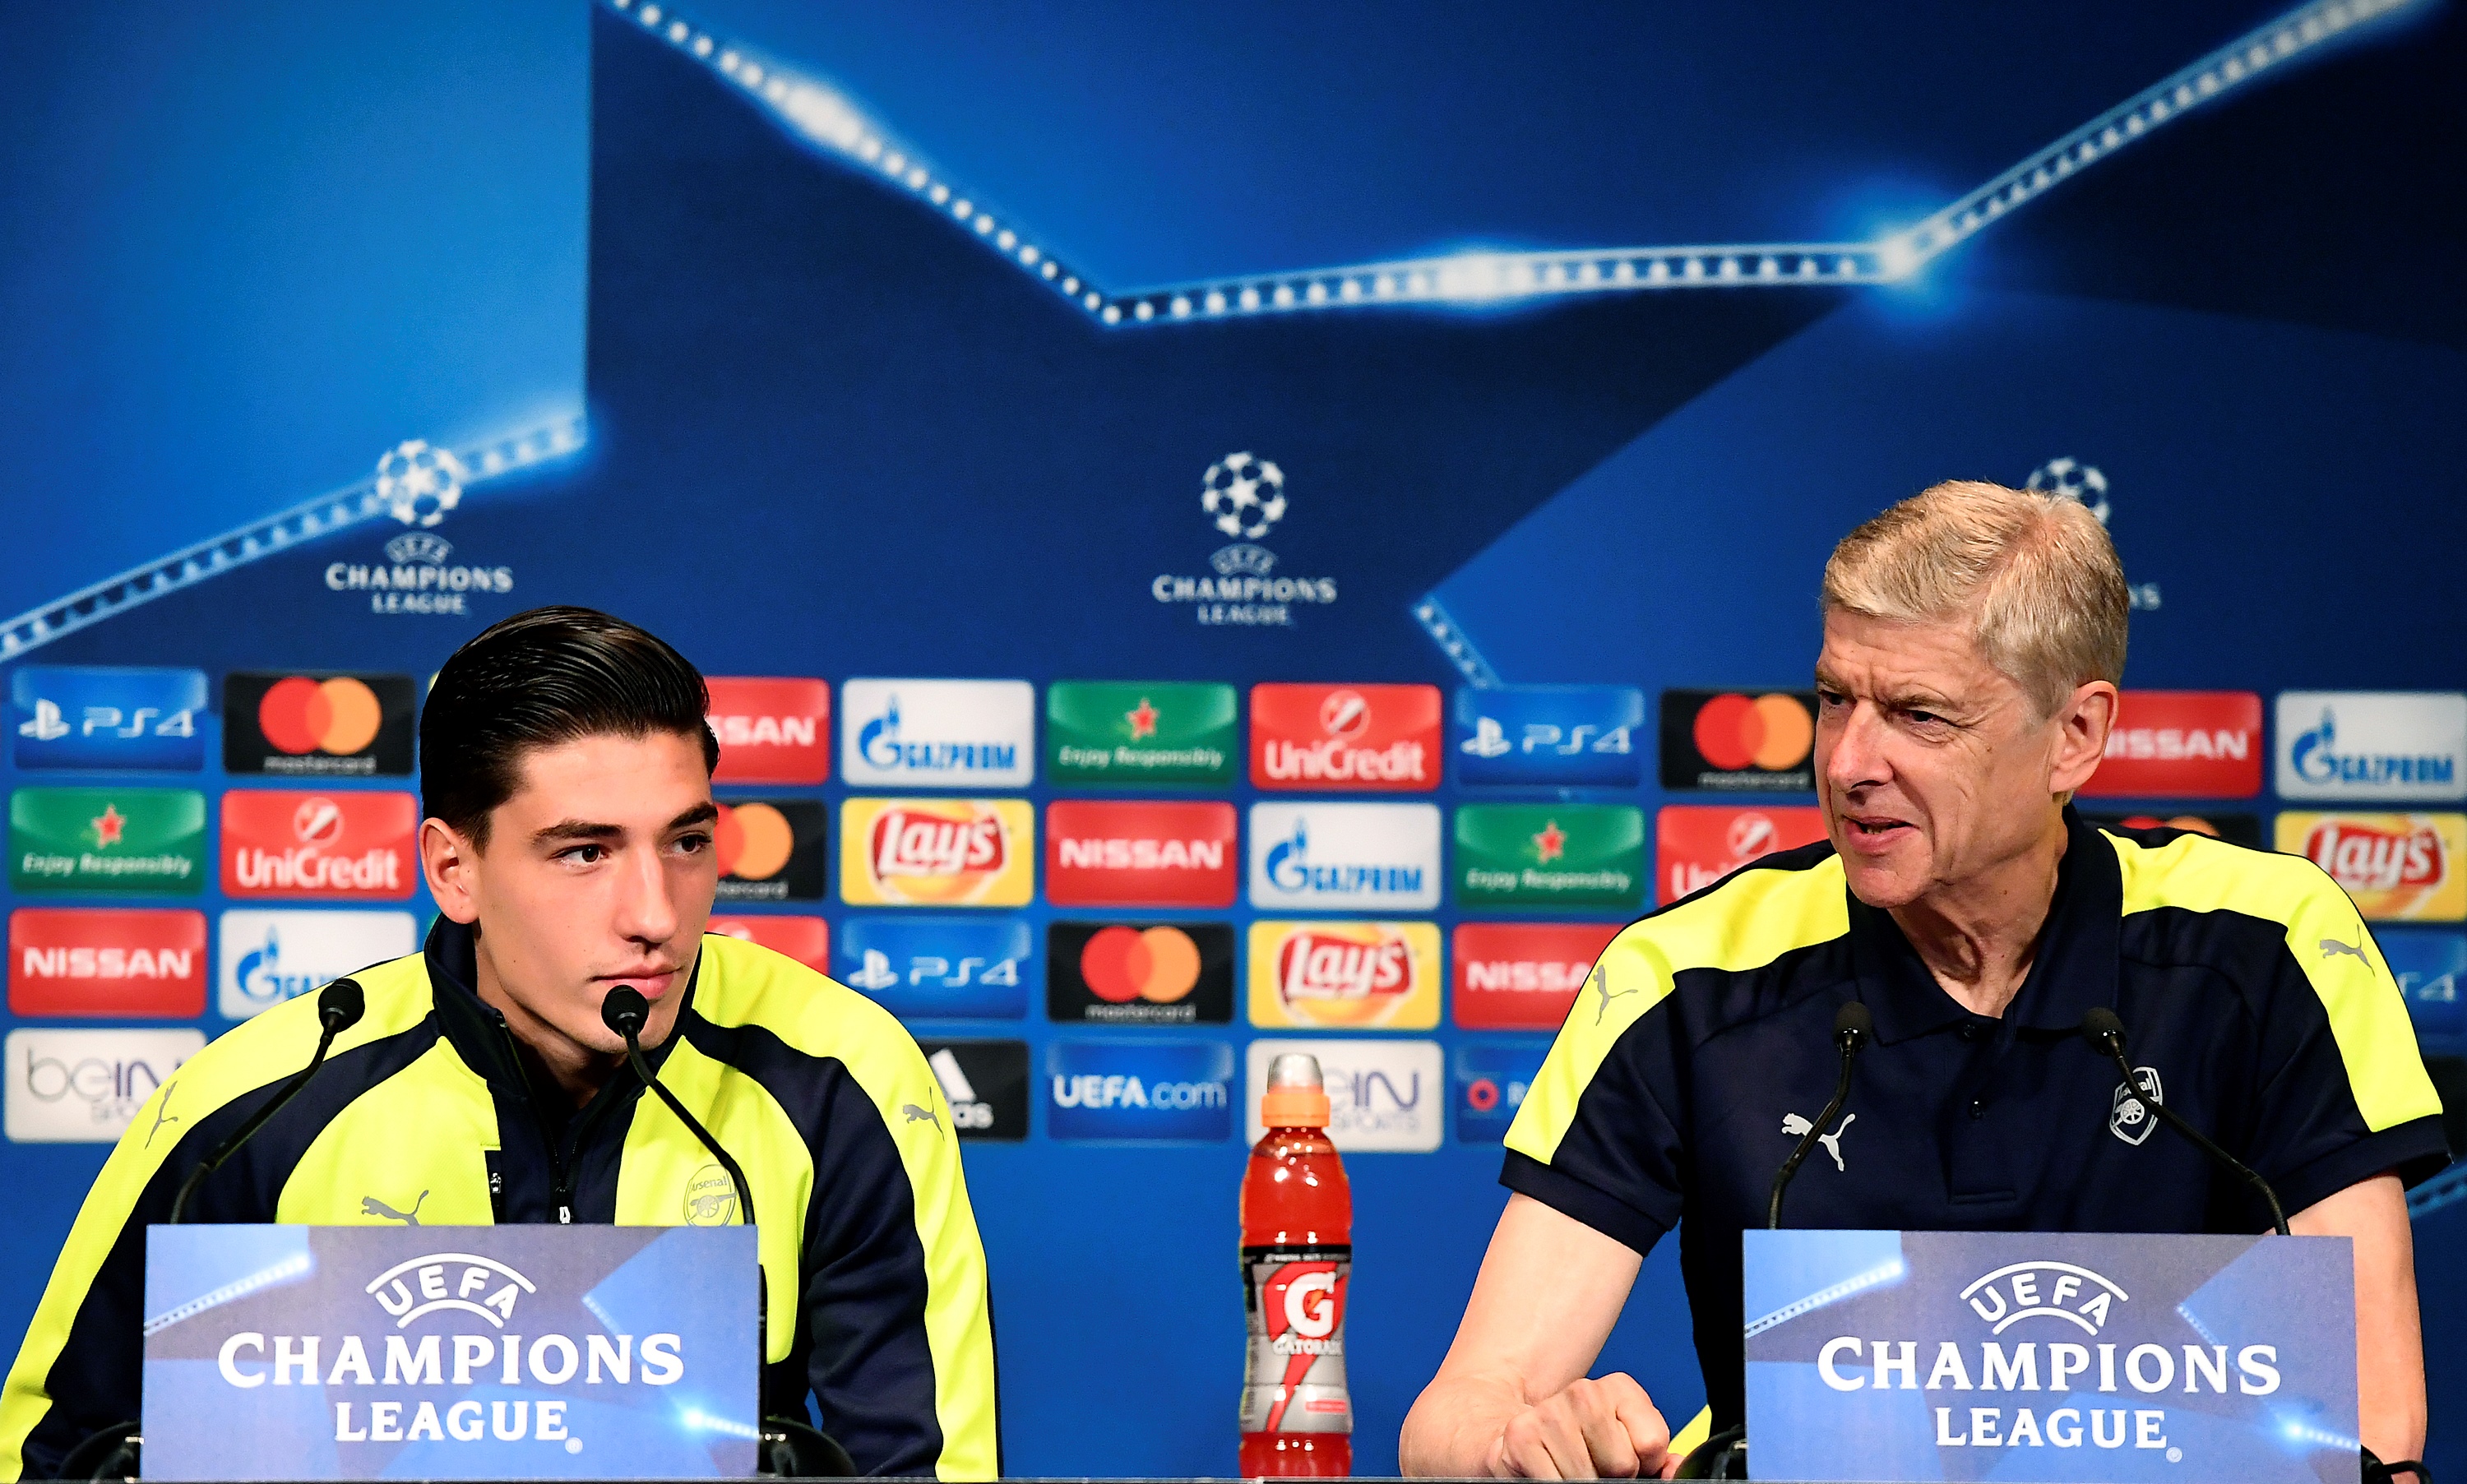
[1126,699,1159,740]
[1533,820,1567,863]
[90,803,127,848]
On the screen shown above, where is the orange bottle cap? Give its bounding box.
[1261,1052,1330,1128]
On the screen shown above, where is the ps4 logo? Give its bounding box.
[845,949,1021,992]
[16,701,198,742]
[1458,717,1632,759]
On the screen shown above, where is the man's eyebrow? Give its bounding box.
[533,819,623,846]
[668,802,720,831]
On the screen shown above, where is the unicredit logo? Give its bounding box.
[1251,683,1441,792]
[2304,818,2445,890]
[872,808,1006,878]
[221,791,416,900]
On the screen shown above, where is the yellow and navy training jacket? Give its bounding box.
[1504,807,2450,1430]
[0,919,998,1481]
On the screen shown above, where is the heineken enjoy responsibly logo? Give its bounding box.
[1454,803,1644,908]
[11,788,207,895]
[1046,682,1238,786]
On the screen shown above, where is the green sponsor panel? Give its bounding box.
[1454,802,1644,908]
[1046,681,1238,786]
[10,787,207,895]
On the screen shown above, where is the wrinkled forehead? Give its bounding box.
[1814,608,2020,708]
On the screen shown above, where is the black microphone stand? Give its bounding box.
[598,987,853,1478]
[1681,1003,1875,1481]
[2081,1008,2288,1235]
[169,978,365,1224]
[1766,1001,1874,1229]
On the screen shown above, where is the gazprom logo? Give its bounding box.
[2276,692,2467,802]
[2289,710,2454,789]
[840,680,1035,788]
[1247,802,1442,911]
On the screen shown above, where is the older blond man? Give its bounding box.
[1402,482,2446,1479]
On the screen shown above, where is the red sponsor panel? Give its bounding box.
[1655,805,1828,904]
[706,914,830,971]
[220,790,418,899]
[707,677,832,784]
[1452,922,1622,1029]
[1250,683,1442,792]
[1045,800,1238,908]
[2078,691,2263,798]
[8,908,208,1017]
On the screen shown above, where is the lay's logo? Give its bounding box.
[2276,812,2465,922]
[1247,921,1440,1029]
[841,798,1034,907]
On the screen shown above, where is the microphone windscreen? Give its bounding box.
[601,986,650,1038]
[2081,1006,2126,1044]
[318,977,366,1033]
[1833,1001,1874,1038]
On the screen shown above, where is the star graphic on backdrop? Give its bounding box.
[89,803,127,848]
[1125,699,1159,740]
[1533,820,1567,863]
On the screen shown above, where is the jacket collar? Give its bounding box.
[423,916,694,1096]
[1849,804,2121,1044]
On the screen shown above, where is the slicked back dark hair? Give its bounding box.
[421,606,719,849]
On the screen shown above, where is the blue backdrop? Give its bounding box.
[0,0,2460,1476]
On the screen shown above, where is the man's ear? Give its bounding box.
[2047,681,2119,797]
[420,817,483,925]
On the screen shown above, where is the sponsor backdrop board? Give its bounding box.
[2,7,2465,1480]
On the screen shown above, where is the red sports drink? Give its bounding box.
[1239,1052,1354,1477]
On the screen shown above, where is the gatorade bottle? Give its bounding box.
[1239,1052,1353,1478]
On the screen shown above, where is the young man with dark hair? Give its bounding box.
[0,607,998,1481]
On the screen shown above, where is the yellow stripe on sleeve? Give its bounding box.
[1508,858,1850,1166]
[2108,830,2440,1133]
[688,936,1001,1482]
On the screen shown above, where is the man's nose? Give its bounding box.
[613,845,678,946]
[1823,705,1890,794]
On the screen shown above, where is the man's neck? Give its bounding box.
[473,945,618,1110]
[1888,814,2070,1019]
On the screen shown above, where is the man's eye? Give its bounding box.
[1816,690,1849,710]
[674,832,711,854]
[1907,710,1944,727]
[560,844,606,865]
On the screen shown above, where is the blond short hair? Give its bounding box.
[1821,480,2128,719]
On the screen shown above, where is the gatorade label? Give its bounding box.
[1238,1246,1353,1434]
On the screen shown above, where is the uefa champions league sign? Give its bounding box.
[1744,1230,2356,1482]
[142,1225,758,1480]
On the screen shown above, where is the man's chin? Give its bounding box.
[1838,851,1930,911]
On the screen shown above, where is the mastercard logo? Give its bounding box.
[1078,925,1202,1004]
[715,802,796,881]
[257,677,385,756]
[1691,693,1814,772]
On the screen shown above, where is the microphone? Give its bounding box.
[1768,1001,1874,1228]
[602,988,848,1477]
[600,987,755,1230]
[2081,1008,2289,1236]
[169,978,365,1224]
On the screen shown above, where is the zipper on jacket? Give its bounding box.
[491,1012,632,1224]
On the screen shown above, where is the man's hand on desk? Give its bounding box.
[1488,1372,1675,1479]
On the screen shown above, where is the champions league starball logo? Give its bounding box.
[375,440,465,529]
[2025,456,2110,526]
[1149,452,1338,627]
[1201,452,1287,540]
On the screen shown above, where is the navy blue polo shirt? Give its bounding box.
[1502,807,2450,1430]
